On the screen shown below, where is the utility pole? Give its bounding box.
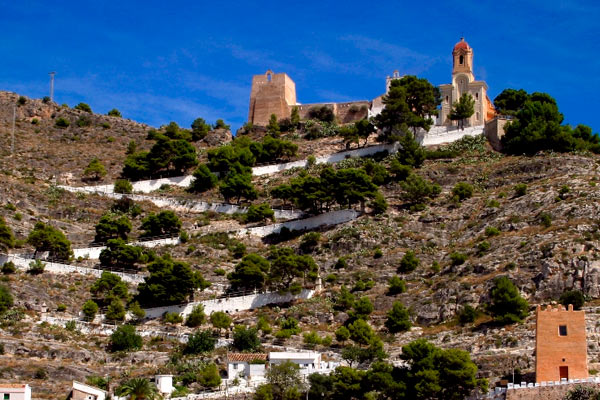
[49,71,56,102]
[11,104,15,156]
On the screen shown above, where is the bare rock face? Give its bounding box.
[202,128,233,147]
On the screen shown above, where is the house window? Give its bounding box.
[233,363,238,370]
[4,394,9,400]
[475,92,479,100]
[559,325,568,336]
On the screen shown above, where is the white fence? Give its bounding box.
[235,209,360,238]
[143,289,315,319]
[0,254,146,284]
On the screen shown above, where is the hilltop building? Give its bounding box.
[247,38,495,131]
[0,384,31,400]
[535,304,588,383]
[438,37,496,127]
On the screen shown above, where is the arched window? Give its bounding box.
[267,73,272,82]
[445,96,449,103]
[459,55,464,65]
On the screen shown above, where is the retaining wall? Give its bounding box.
[143,289,314,319]
[72,237,180,260]
[235,209,360,238]
[0,254,145,284]
[417,125,484,146]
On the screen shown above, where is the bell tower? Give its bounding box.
[452,37,474,82]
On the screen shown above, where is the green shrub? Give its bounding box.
[214,268,226,276]
[385,301,411,333]
[114,179,133,194]
[559,290,585,310]
[28,259,45,275]
[17,96,27,105]
[1,262,16,274]
[55,117,70,128]
[387,276,407,295]
[458,305,477,324]
[335,326,350,343]
[65,320,77,332]
[477,241,491,254]
[487,199,500,208]
[514,183,527,197]
[450,252,468,266]
[56,304,67,312]
[82,300,98,319]
[106,299,126,321]
[431,261,441,273]
[303,331,322,347]
[485,226,500,237]
[233,326,260,352]
[31,118,39,125]
[245,203,275,223]
[163,311,183,324]
[110,325,142,352]
[107,108,122,117]
[0,285,14,313]
[74,102,92,113]
[185,305,206,327]
[373,248,383,259]
[540,213,552,227]
[334,257,348,269]
[299,232,321,254]
[398,250,419,272]
[184,330,216,354]
[488,276,529,324]
[452,182,474,201]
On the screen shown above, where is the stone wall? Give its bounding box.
[294,101,369,124]
[504,382,600,400]
[143,289,315,319]
[485,117,511,151]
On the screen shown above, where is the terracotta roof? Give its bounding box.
[453,38,470,51]
[228,353,268,362]
[0,384,27,388]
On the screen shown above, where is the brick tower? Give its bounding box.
[248,70,297,126]
[535,304,588,383]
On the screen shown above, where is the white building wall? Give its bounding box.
[72,237,180,260]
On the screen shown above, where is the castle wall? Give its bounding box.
[248,72,296,126]
[535,304,588,383]
[505,382,600,400]
[294,101,369,124]
[485,117,511,151]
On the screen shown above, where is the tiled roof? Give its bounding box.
[453,38,470,51]
[0,384,27,389]
[228,353,268,362]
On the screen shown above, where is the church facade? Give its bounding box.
[438,38,496,127]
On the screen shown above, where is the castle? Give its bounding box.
[247,38,496,130]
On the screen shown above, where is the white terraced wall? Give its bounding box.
[72,236,180,260]
[0,254,145,284]
[417,125,484,146]
[235,209,360,238]
[143,289,314,319]
[59,142,399,194]
[58,190,303,220]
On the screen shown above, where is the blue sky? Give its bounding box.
[1,0,598,133]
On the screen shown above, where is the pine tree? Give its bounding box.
[449,93,475,130]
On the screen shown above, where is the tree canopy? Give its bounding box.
[94,214,132,242]
[448,93,475,130]
[488,276,529,324]
[136,254,210,307]
[27,222,72,260]
[140,210,181,237]
[0,216,15,252]
[499,90,599,155]
[375,76,440,142]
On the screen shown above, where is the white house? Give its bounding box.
[153,375,173,396]
[0,384,32,400]
[68,381,107,400]
[269,352,322,374]
[227,353,268,380]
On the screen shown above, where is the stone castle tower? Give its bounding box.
[248,70,297,126]
[535,304,588,383]
[438,38,495,127]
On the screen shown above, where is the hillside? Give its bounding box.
[1,92,600,398]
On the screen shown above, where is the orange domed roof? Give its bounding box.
[453,37,470,52]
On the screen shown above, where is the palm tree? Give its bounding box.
[117,378,161,400]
